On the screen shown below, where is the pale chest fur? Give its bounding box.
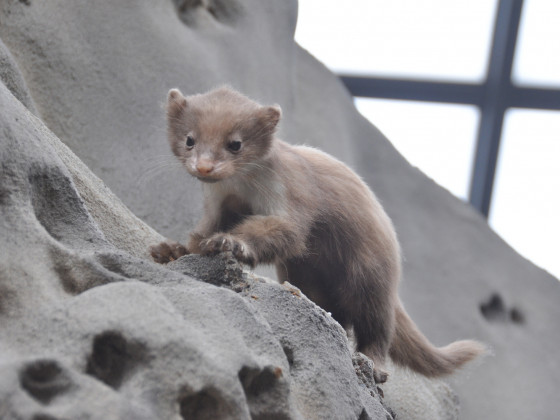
[203,170,287,217]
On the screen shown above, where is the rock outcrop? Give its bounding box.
[0,81,393,419]
[1,0,559,418]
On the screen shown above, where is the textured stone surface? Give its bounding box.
[0,83,392,419]
[1,0,559,418]
[382,360,460,420]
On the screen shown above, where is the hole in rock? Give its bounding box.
[173,0,241,25]
[29,166,100,248]
[358,407,373,420]
[238,365,281,398]
[238,365,291,420]
[86,331,132,389]
[50,247,123,296]
[480,293,506,322]
[20,359,72,404]
[510,307,525,324]
[179,388,227,420]
[480,293,525,324]
[282,345,294,368]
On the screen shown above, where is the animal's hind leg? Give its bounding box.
[276,259,340,314]
[348,284,396,384]
[353,316,392,383]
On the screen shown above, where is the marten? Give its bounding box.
[150,86,485,382]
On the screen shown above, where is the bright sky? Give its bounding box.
[295,0,560,280]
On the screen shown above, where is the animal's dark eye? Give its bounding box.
[186,135,195,149]
[227,140,242,153]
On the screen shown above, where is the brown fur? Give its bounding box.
[151,86,485,379]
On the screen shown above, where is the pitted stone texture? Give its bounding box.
[0,83,390,419]
[1,0,560,418]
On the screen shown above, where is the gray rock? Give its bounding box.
[1,0,559,418]
[0,81,392,419]
[0,37,37,114]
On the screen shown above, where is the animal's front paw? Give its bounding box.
[372,367,389,384]
[150,240,189,263]
[200,234,256,267]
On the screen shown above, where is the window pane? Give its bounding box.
[512,0,560,88]
[295,0,497,82]
[354,98,479,200]
[490,109,560,279]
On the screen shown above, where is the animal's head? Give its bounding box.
[166,86,281,183]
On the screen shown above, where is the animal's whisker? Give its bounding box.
[239,161,279,179]
[136,160,185,187]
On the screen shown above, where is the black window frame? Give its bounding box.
[340,0,560,218]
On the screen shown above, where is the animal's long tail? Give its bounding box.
[389,301,485,377]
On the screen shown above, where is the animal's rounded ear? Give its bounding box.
[167,88,187,109]
[261,105,282,130]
